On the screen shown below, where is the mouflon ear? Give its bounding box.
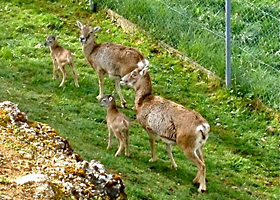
[93,26,102,33]
[140,66,148,76]
[77,21,83,29]
[47,35,55,40]
[112,91,116,99]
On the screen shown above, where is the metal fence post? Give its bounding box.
[89,0,95,12]
[225,0,231,87]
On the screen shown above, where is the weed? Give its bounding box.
[0,176,9,184]
[0,1,279,199]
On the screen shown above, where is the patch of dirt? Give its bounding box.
[0,144,32,199]
[0,101,127,200]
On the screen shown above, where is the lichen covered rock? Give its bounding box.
[0,101,127,200]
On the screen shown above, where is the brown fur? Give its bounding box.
[77,21,149,107]
[44,35,79,87]
[100,94,130,157]
[121,67,210,193]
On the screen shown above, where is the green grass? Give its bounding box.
[96,0,280,110]
[0,0,279,199]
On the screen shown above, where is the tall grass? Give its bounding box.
[0,0,279,199]
[96,0,280,109]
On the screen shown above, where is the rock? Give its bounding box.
[0,195,12,200]
[15,174,47,185]
[15,174,55,199]
[35,182,55,199]
[19,151,33,159]
[81,160,126,199]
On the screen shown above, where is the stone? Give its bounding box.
[15,174,55,199]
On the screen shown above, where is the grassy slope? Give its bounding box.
[96,0,280,110]
[0,0,279,199]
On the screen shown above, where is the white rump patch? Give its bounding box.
[137,59,149,68]
[196,123,210,146]
[196,125,204,132]
[196,123,210,132]
[203,123,210,131]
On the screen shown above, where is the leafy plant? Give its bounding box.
[0,0,279,199]
[0,176,9,184]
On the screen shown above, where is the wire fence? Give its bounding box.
[95,0,280,109]
[231,0,279,71]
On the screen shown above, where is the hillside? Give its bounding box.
[0,0,279,199]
